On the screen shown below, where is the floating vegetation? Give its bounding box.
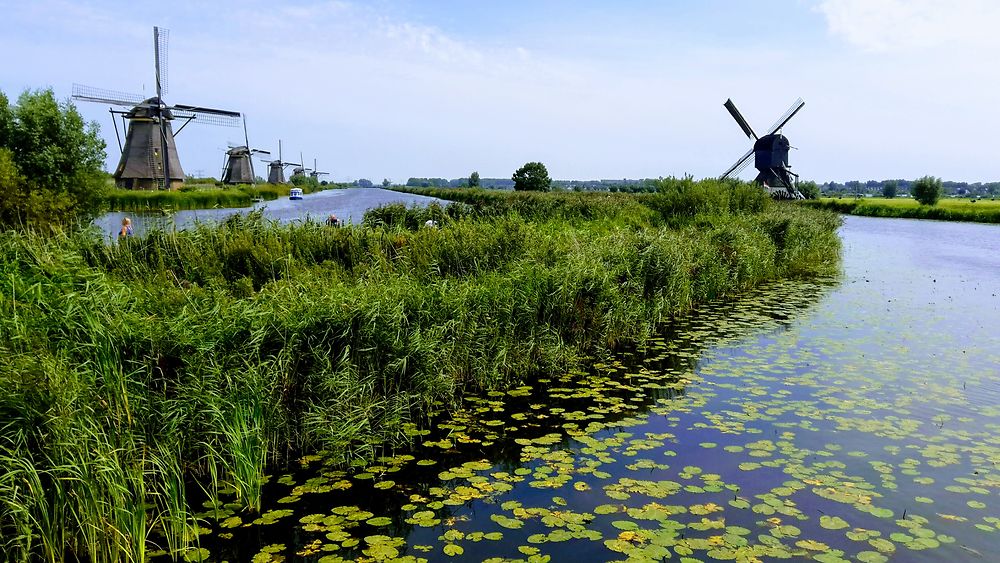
[182,225,1000,563]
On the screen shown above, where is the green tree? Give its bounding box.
[382,178,391,187]
[289,173,319,190]
[798,180,820,199]
[469,171,480,188]
[881,180,898,199]
[0,88,107,230]
[912,176,942,205]
[512,161,551,192]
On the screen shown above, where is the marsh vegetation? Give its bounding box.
[0,181,841,560]
[801,196,1000,224]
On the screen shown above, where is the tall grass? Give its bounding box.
[102,182,344,212]
[800,197,1000,224]
[1,182,841,560]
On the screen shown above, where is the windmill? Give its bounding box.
[721,98,805,199]
[309,158,330,182]
[291,152,312,179]
[72,26,242,190]
[260,140,300,184]
[221,117,270,184]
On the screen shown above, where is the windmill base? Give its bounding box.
[116,177,183,191]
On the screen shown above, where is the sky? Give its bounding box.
[1,0,999,184]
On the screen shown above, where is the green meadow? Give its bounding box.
[800,196,1000,223]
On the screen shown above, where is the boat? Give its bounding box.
[289,188,303,200]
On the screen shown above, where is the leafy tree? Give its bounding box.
[798,180,820,199]
[469,171,480,188]
[289,173,319,190]
[881,180,898,199]
[382,178,391,187]
[512,161,551,192]
[912,176,942,205]
[0,88,106,230]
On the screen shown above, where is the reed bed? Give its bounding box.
[0,183,841,561]
[800,197,1000,224]
[103,183,339,212]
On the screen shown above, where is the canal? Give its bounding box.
[93,188,443,238]
[194,215,1000,562]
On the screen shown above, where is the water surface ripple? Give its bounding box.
[196,216,1000,563]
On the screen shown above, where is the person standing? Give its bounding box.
[119,217,133,239]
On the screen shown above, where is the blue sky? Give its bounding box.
[2,0,998,183]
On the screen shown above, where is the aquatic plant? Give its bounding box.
[0,185,841,560]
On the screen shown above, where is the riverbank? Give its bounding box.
[102,182,347,212]
[0,183,841,561]
[800,196,1000,223]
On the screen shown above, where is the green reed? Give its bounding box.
[800,197,1000,224]
[1,183,841,561]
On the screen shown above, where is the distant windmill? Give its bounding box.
[72,26,242,190]
[260,140,300,184]
[291,152,312,179]
[309,158,329,182]
[221,117,269,184]
[721,98,805,199]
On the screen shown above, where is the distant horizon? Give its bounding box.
[3,1,1000,184]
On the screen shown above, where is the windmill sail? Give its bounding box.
[719,97,805,199]
[72,26,241,190]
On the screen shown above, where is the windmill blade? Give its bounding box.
[251,149,271,156]
[173,111,242,127]
[72,84,146,107]
[154,26,169,97]
[172,103,242,127]
[721,147,754,179]
[172,103,241,118]
[763,98,805,136]
[723,99,757,140]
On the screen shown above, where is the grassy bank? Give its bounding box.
[103,182,343,212]
[0,183,841,561]
[800,196,1000,223]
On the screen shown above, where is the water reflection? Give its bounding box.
[201,279,834,562]
[93,188,443,239]
[194,217,1000,563]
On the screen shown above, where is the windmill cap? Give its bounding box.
[126,97,173,119]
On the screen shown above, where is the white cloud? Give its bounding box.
[817,0,1000,52]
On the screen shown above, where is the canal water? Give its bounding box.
[192,216,1000,562]
[93,188,443,239]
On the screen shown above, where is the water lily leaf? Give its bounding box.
[819,515,849,530]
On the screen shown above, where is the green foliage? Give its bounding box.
[881,180,898,199]
[290,173,320,190]
[0,88,107,230]
[512,162,552,192]
[469,171,481,188]
[798,180,820,200]
[800,197,1000,224]
[912,176,942,206]
[0,187,841,559]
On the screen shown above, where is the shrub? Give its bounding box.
[912,176,942,206]
[0,88,106,230]
[512,162,552,192]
